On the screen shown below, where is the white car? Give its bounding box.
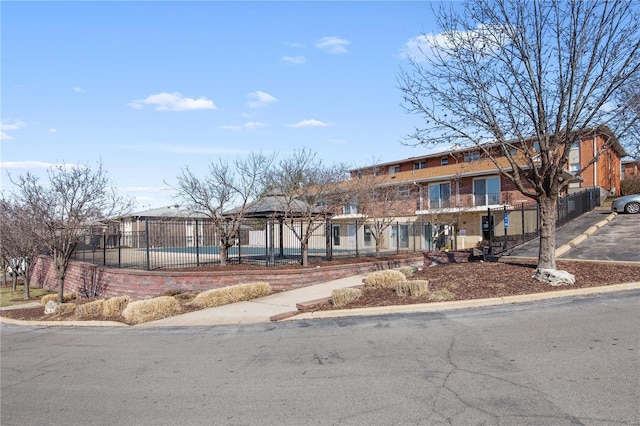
[611,194,640,214]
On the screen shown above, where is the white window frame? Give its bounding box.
[473,176,501,206]
[428,181,451,209]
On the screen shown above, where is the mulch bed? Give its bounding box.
[315,260,640,311]
[2,257,638,322]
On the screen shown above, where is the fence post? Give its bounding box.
[487,207,493,255]
[325,219,332,261]
[521,203,525,245]
[503,205,508,252]
[103,234,107,266]
[118,234,121,269]
[145,218,151,271]
[355,220,359,258]
[195,219,200,267]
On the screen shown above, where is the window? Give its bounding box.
[389,165,400,174]
[428,182,451,208]
[464,152,480,162]
[569,142,580,174]
[397,185,410,198]
[343,204,358,215]
[363,225,372,246]
[473,177,501,206]
[534,141,540,152]
[414,160,426,170]
[441,157,449,166]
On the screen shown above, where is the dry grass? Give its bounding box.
[364,270,407,289]
[102,296,130,317]
[430,288,455,302]
[54,303,77,315]
[331,288,363,308]
[394,280,429,297]
[397,266,416,278]
[122,296,183,325]
[75,299,105,319]
[189,282,272,309]
[41,292,76,305]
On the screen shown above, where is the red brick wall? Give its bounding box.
[31,255,423,300]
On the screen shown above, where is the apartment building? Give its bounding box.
[333,126,626,250]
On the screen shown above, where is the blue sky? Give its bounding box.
[1,1,446,209]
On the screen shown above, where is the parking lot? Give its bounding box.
[505,207,640,262]
[560,211,640,262]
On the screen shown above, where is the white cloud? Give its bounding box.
[73,87,85,93]
[284,41,305,48]
[316,36,350,54]
[400,25,509,63]
[220,125,242,131]
[288,119,330,128]
[49,128,58,133]
[129,92,217,111]
[0,161,77,169]
[329,138,347,144]
[245,121,266,130]
[1,119,26,132]
[399,34,434,62]
[283,55,306,64]
[1,119,26,140]
[247,91,278,108]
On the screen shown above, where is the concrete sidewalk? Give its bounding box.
[139,274,368,327]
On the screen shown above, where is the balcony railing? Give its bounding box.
[426,191,527,210]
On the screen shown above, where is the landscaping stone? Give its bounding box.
[532,269,576,286]
[44,300,60,314]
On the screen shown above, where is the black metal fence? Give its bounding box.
[71,188,601,269]
[486,188,601,256]
[71,218,437,270]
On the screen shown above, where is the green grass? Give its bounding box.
[0,284,54,308]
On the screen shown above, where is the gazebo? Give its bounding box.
[224,192,331,264]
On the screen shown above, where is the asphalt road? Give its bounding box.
[2,291,638,425]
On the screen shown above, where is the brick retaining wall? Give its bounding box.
[31,255,423,300]
[423,250,482,266]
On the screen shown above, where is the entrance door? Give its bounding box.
[332,224,341,246]
[391,224,409,250]
[481,215,495,241]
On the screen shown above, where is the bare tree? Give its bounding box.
[618,74,640,159]
[269,149,351,266]
[399,0,639,272]
[348,166,417,257]
[173,152,275,266]
[8,163,134,302]
[0,198,41,299]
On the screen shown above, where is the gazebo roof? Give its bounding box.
[224,192,326,218]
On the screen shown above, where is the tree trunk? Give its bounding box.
[301,241,309,267]
[57,275,65,303]
[23,266,30,300]
[55,261,66,303]
[219,245,228,266]
[537,196,558,270]
[375,238,382,258]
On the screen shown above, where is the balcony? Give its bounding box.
[418,191,530,214]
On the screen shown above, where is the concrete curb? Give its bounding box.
[284,282,640,321]
[0,317,128,327]
[555,212,617,257]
